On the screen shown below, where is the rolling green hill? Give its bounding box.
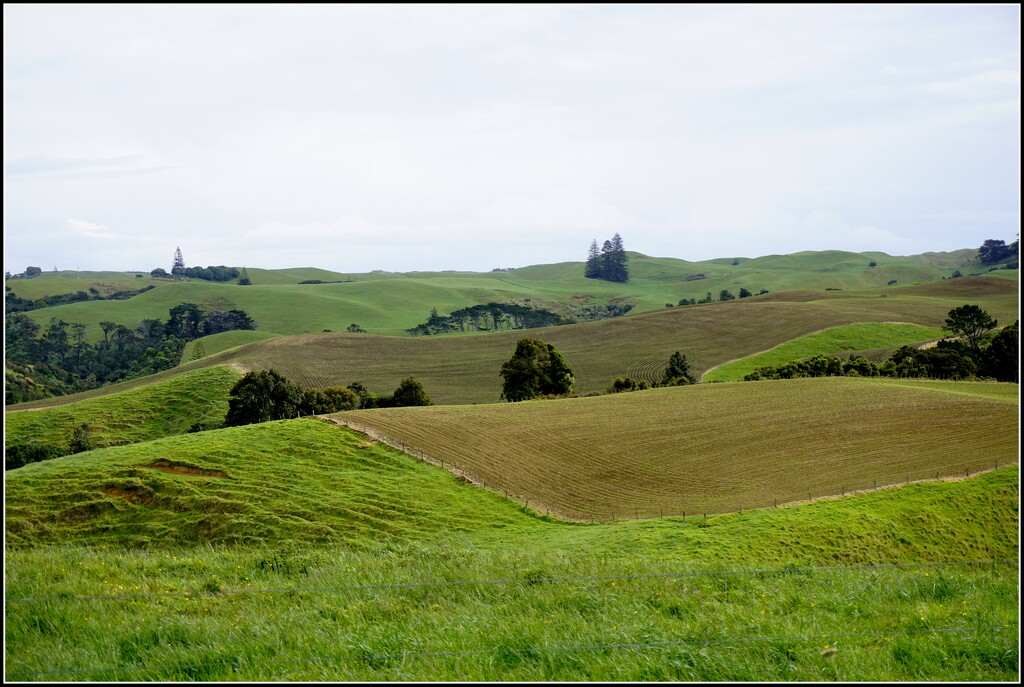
[8,276,1017,410]
[4,366,243,454]
[8,249,1012,343]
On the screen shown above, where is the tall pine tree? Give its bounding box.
[171,247,185,276]
[584,239,602,279]
[602,233,629,283]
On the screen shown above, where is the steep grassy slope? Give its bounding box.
[9,276,1017,410]
[335,378,1019,518]
[4,418,541,548]
[4,366,243,453]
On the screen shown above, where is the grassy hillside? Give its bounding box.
[4,366,243,453]
[8,275,1017,410]
[702,323,947,381]
[334,377,1019,519]
[4,418,543,549]
[5,425,1018,680]
[9,250,1010,343]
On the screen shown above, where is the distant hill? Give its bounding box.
[9,275,1016,411]
[7,249,1013,344]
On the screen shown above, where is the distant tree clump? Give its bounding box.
[943,304,997,354]
[346,323,367,333]
[25,266,42,278]
[500,337,574,402]
[738,288,753,298]
[237,267,252,286]
[301,385,359,414]
[719,290,735,301]
[583,234,629,282]
[385,377,433,407]
[978,238,1019,265]
[662,351,696,386]
[609,377,649,393]
[407,303,564,336]
[225,370,304,426]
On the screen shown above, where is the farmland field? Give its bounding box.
[333,377,1020,518]
[10,275,1015,411]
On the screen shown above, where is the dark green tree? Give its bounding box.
[600,233,629,283]
[662,351,696,385]
[166,303,204,340]
[943,304,997,354]
[719,290,735,301]
[978,239,1016,264]
[738,287,753,298]
[390,377,433,407]
[979,321,1019,382]
[237,267,252,286]
[347,382,378,409]
[499,337,574,402]
[225,369,304,426]
[25,266,42,278]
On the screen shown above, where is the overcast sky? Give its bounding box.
[3,4,1020,274]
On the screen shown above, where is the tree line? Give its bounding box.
[743,306,1018,383]
[5,303,257,404]
[223,371,432,426]
[5,284,155,313]
[407,303,566,336]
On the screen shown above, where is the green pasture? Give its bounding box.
[4,441,1018,682]
[4,366,243,453]
[181,330,280,362]
[703,323,947,381]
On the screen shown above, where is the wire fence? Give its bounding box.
[332,418,1018,523]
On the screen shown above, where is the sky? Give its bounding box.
[3,4,1020,274]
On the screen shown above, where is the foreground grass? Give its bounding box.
[5,469,1018,682]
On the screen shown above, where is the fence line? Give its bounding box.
[7,559,1016,605]
[329,419,1018,523]
[26,625,1017,678]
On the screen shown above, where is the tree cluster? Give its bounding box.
[499,337,575,401]
[407,303,565,336]
[978,238,1019,266]
[5,303,257,404]
[677,288,766,306]
[584,234,629,283]
[743,306,1017,384]
[151,265,240,282]
[224,371,432,427]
